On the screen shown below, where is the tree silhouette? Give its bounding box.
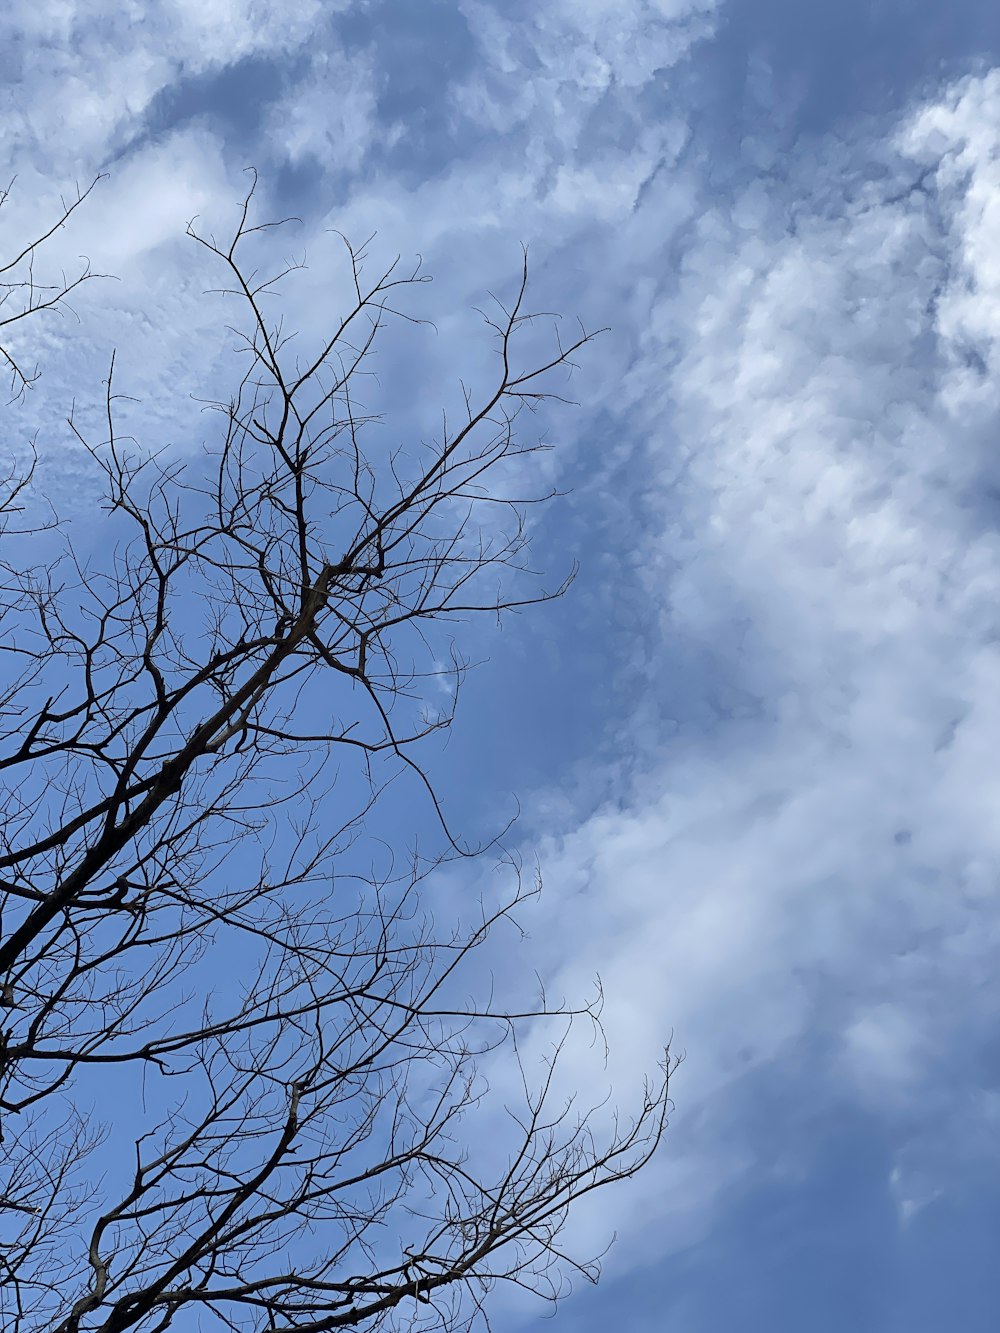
[0,173,672,1333]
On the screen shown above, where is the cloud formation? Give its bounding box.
[513,68,1000,1273]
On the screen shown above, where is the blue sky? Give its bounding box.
[3,1,1000,1329]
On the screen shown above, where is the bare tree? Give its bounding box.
[0,172,672,1333]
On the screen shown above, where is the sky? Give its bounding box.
[3,1,1000,1330]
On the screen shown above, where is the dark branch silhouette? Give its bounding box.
[0,171,673,1333]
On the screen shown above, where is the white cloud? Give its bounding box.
[261,47,384,174]
[0,0,329,176]
[497,66,1000,1270]
[1,0,713,509]
[457,0,718,118]
[1,128,247,495]
[899,68,1000,421]
[0,0,348,487]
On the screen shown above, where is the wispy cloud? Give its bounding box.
[507,68,1000,1272]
